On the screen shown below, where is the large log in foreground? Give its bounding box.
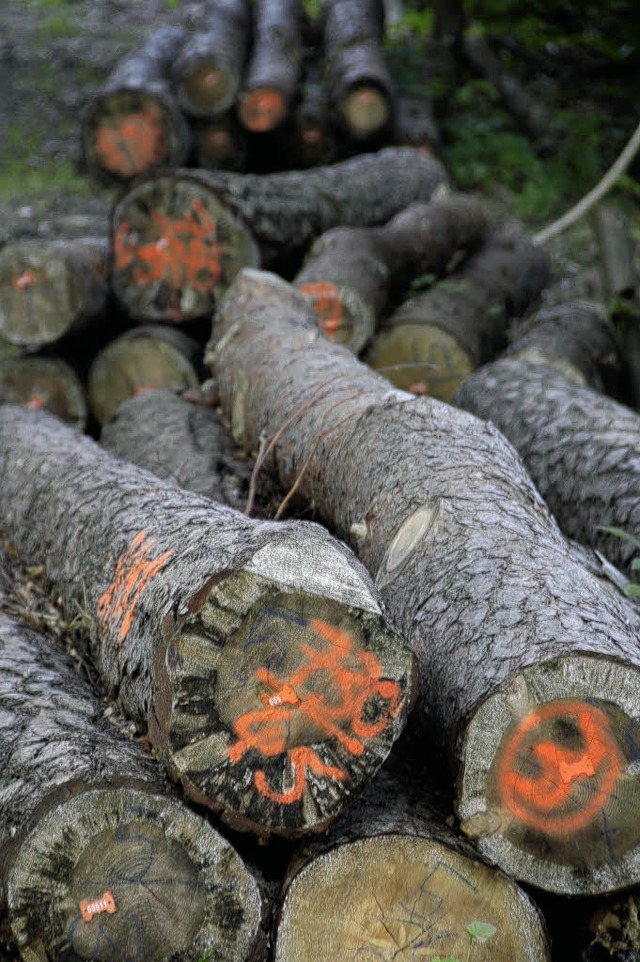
[0,609,265,962]
[454,302,640,579]
[111,147,447,322]
[0,406,416,838]
[208,269,640,895]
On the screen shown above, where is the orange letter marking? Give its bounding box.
[497,701,623,836]
[298,282,343,338]
[97,531,173,643]
[228,618,401,804]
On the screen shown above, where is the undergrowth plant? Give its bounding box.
[433,920,497,962]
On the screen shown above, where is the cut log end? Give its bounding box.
[297,281,375,354]
[180,63,233,115]
[459,656,640,895]
[367,323,474,401]
[112,176,259,322]
[0,357,87,430]
[152,572,416,837]
[275,834,549,961]
[342,85,391,139]
[84,92,172,180]
[239,88,287,133]
[7,787,264,962]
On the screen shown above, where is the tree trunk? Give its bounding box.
[0,237,109,348]
[100,387,253,512]
[393,92,441,153]
[208,268,640,894]
[111,146,447,322]
[87,325,201,425]
[275,757,550,962]
[171,0,250,118]
[0,405,416,838]
[321,0,393,141]
[192,113,249,171]
[0,354,87,429]
[366,225,550,400]
[238,0,304,133]
[82,26,191,184]
[293,193,488,354]
[0,609,266,962]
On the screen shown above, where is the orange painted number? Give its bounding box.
[299,282,343,338]
[97,531,173,643]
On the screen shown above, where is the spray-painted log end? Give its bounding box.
[458,655,640,895]
[0,356,88,429]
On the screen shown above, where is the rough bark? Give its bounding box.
[208,268,640,894]
[238,0,303,133]
[0,237,109,348]
[367,225,550,400]
[0,610,266,962]
[87,325,201,426]
[82,26,191,184]
[0,405,416,838]
[322,0,393,140]
[111,147,448,322]
[192,113,249,171]
[171,0,250,118]
[293,193,488,354]
[0,355,87,429]
[275,758,550,962]
[100,387,252,512]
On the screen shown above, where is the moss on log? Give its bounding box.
[0,405,416,838]
[208,269,640,894]
[0,610,266,962]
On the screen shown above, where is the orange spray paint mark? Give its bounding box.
[228,618,401,803]
[80,891,116,923]
[24,394,45,410]
[406,381,429,395]
[95,104,167,177]
[97,531,173,643]
[497,701,623,836]
[240,88,286,132]
[298,281,343,338]
[114,199,222,317]
[12,270,36,291]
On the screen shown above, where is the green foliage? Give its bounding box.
[597,526,640,596]
[432,920,497,962]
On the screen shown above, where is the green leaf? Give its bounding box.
[631,558,640,571]
[625,584,640,597]
[597,525,640,552]
[467,920,497,944]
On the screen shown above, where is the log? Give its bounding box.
[111,147,448,322]
[275,758,550,961]
[0,609,266,962]
[393,92,441,154]
[293,193,488,354]
[87,325,201,425]
[171,0,250,118]
[286,60,335,169]
[366,225,550,400]
[0,405,417,838]
[208,268,640,895]
[238,0,304,134]
[0,354,87,429]
[321,0,394,141]
[0,237,109,348]
[192,113,249,171]
[100,387,252,511]
[453,306,640,580]
[82,26,191,184]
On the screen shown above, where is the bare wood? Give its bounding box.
[209,268,640,894]
[0,405,416,838]
[0,238,109,348]
[82,26,191,184]
[111,147,447,322]
[0,355,87,429]
[87,325,201,425]
[0,610,266,962]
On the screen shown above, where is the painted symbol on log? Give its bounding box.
[114,199,223,318]
[497,701,623,835]
[97,531,173,643]
[79,891,117,924]
[95,104,167,177]
[228,618,401,804]
[12,270,36,291]
[298,281,344,338]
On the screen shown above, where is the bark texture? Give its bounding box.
[171,0,250,118]
[0,238,109,348]
[0,611,266,962]
[293,193,488,354]
[238,0,303,133]
[82,26,191,183]
[208,268,640,894]
[0,355,87,429]
[100,387,252,512]
[0,405,416,838]
[111,147,448,322]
